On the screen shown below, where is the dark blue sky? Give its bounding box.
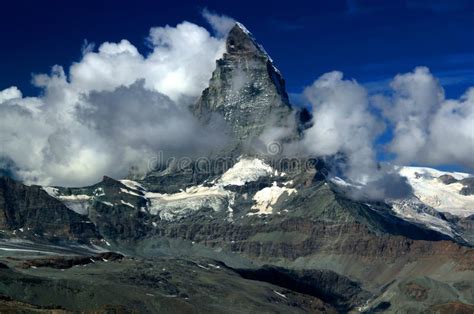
[1,0,473,99]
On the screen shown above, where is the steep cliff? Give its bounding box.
[193,23,298,144]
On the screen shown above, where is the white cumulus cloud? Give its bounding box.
[302,71,384,184]
[70,22,225,102]
[299,67,473,199]
[0,86,22,103]
[0,20,229,187]
[375,66,474,170]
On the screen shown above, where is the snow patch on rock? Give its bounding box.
[42,187,91,215]
[119,187,143,197]
[219,158,274,186]
[120,200,135,208]
[120,179,145,191]
[42,186,59,197]
[249,182,296,216]
[57,195,91,215]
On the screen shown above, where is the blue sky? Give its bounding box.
[1,0,473,99]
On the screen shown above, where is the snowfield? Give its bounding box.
[330,166,474,240]
[249,182,297,216]
[218,158,275,186]
[399,166,474,217]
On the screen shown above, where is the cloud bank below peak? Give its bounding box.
[0,15,231,187]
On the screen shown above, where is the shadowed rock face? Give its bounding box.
[231,265,370,312]
[0,257,339,313]
[0,177,99,242]
[438,175,474,196]
[460,178,474,196]
[193,23,297,143]
[438,174,458,185]
[19,252,124,269]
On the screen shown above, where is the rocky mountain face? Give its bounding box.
[0,177,99,243]
[1,23,474,313]
[193,23,299,145]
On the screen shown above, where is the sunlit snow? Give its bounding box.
[399,166,474,217]
[146,185,233,221]
[219,158,274,186]
[249,182,296,215]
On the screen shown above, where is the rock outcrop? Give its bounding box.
[0,177,99,242]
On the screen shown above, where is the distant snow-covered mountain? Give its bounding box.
[399,166,474,217]
[390,166,473,241]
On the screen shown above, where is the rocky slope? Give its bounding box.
[2,156,473,312]
[0,253,339,313]
[0,176,99,243]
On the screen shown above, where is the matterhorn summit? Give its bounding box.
[193,23,298,143]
